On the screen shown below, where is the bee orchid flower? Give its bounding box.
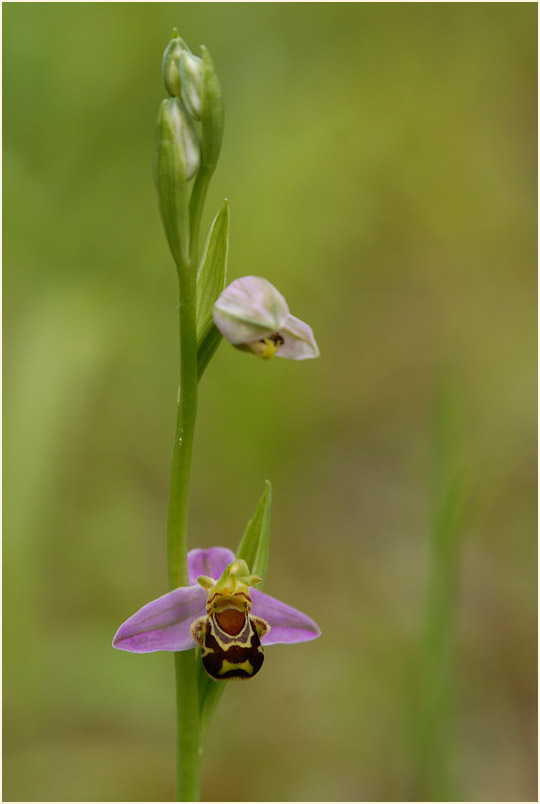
[113,547,320,679]
[213,276,320,360]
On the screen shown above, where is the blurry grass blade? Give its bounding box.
[196,200,229,337]
[413,365,466,801]
[197,320,222,381]
[235,480,272,585]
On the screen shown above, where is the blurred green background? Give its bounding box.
[3,3,537,801]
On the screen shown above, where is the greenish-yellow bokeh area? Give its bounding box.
[3,3,537,801]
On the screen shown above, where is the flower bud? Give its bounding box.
[162,30,190,98]
[199,46,224,169]
[155,96,200,185]
[154,97,200,264]
[180,51,204,120]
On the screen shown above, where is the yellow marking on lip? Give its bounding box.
[218,659,253,676]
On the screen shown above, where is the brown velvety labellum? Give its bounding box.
[216,609,245,635]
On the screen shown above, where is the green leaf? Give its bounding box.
[235,480,272,586]
[196,199,228,338]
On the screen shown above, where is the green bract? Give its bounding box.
[235,480,272,584]
[196,200,229,380]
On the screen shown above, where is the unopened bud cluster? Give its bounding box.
[162,32,204,129]
[154,29,224,266]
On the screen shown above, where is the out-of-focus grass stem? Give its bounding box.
[415,367,465,801]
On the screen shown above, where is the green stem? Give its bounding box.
[167,147,215,800]
[167,261,200,801]
[174,651,201,801]
[167,264,198,590]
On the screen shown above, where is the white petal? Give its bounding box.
[276,314,320,360]
[213,276,289,345]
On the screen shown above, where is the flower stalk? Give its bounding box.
[160,29,225,801]
[158,30,206,801]
[168,263,197,591]
[169,264,200,800]
[116,28,320,802]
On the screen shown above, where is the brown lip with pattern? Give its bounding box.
[214,608,247,636]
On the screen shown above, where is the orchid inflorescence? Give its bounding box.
[114,28,320,801]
